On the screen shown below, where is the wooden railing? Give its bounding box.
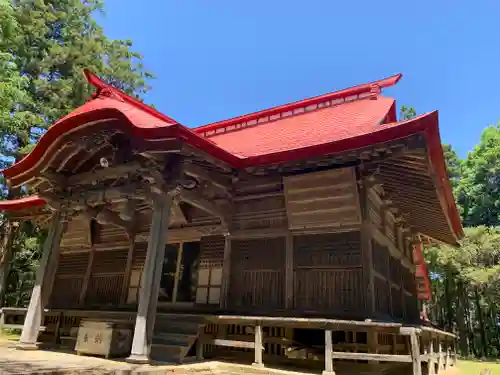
[203,315,457,375]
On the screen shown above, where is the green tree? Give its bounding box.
[399,105,416,120]
[0,0,154,307]
[5,0,153,158]
[458,124,500,227]
[442,144,463,198]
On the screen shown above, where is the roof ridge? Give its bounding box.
[83,69,178,125]
[194,73,402,136]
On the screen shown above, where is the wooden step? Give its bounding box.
[150,343,186,363]
[150,314,206,363]
[153,332,197,346]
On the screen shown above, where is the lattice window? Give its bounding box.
[127,269,142,304]
[196,236,225,304]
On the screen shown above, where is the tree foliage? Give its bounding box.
[0,0,153,306]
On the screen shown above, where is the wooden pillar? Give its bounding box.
[359,180,375,317]
[322,329,335,375]
[252,323,264,368]
[409,329,422,375]
[219,233,231,309]
[79,242,95,306]
[127,194,172,363]
[285,232,294,309]
[172,242,184,303]
[120,237,136,305]
[17,211,65,350]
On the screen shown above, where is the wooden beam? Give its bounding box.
[182,162,232,192]
[179,188,228,225]
[171,198,187,225]
[68,161,142,185]
[330,352,412,363]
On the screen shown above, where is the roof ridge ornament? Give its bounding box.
[369,84,381,99]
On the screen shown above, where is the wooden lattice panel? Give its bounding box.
[284,167,361,230]
[232,195,287,231]
[229,238,285,310]
[85,275,124,306]
[374,276,390,316]
[402,267,414,293]
[391,286,404,319]
[294,232,361,268]
[56,252,90,277]
[386,213,396,244]
[60,217,91,251]
[199,235,225,268]
[367,189,383,229]
[98,223,129,245]
[389,256,402,285]
[91,248,128,274]
[50,277,83,308]
[372,240,389,279]
[294,269,363,314]
[404,293,419,322]
[131,242,147,270]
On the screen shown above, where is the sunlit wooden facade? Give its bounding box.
[0,71,462,374]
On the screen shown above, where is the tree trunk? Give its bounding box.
[0,220,18,306]
[456,281,469,356]
[474,287,488,358]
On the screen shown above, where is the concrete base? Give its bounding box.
[251,362,265,369]
[16,342,39,351]
[321,372,336,375]
[125,354,150,364]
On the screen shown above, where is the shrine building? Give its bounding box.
[0,71,460,375]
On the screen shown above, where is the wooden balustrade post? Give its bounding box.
[428,336,436,375]
[322,329,335,375]
[409,329,422,375]
[252,323,264,368]
[437,341,443,372]
[18,211,65,350]
[196,337,204,361]
[444,339,450,370]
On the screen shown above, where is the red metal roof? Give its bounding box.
[204,96,395,158]
[0,196,45,211]
[0,71,462,246]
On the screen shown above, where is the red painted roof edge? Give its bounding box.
[83,69,178,125]
[236,111,463,240]
[194,73,403,134]
[0,196,46,211]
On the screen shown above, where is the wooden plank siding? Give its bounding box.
[283,168,361,231]
[228,238,286,311]
[294,232,363,314]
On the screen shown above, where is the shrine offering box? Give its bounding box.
[75,319,133,358]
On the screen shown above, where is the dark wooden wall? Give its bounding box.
[47,165,420,324]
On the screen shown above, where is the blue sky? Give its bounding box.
[97,0,500,158]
